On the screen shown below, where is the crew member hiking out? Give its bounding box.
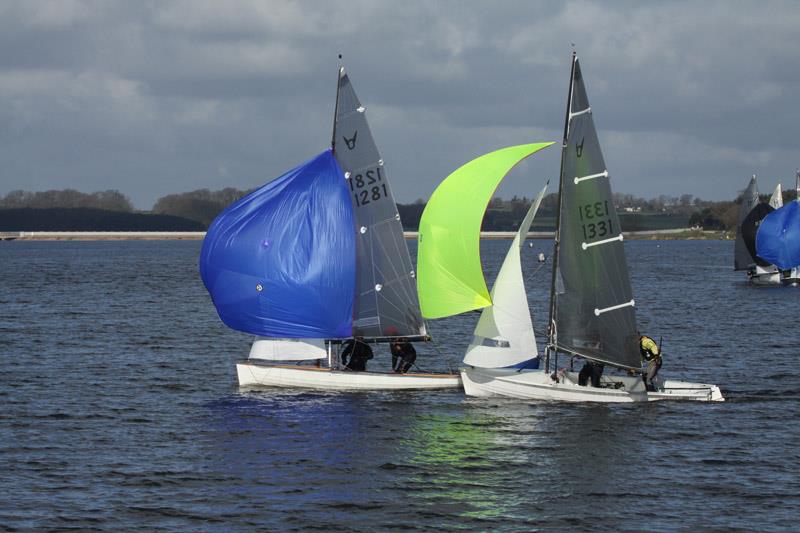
[640,335,662,391]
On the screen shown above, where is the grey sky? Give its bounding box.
[0,0,797,208]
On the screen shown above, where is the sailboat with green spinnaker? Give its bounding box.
[417,53,723,402]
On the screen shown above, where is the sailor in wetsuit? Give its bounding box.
[578,360,604,387]
[341,337,373,372]
[390,339,417,373]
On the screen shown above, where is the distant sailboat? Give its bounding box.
[420,52,723,402]
[769,183,783,209]
[199,65,460,390]
[734,175,780,285]
[756,170,800,286]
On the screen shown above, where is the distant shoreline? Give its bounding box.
[1,229,728,241]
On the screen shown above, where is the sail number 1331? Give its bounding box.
[349,166,388,207]
[578,200,613,240]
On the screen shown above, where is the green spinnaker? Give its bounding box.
[417,142,555,319]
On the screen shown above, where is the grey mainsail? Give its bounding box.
[733,176,769,270]
[550,55,639,369]
[332,68,426,338]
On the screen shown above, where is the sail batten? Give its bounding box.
[333,70,426,338]
[550,56,640,370]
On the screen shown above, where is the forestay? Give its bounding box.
[333,68,426,338]
[552,56,639,369]
[417,143,554,319]
[199,150,355,339]
[463,183,548,369]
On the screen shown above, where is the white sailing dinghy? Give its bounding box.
[420,53,723,402]
[734,175,780,285]
[200,66,460,390]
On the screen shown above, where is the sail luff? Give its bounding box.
[331,66,343,151]
[546,52,577,367]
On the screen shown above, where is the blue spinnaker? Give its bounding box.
[199,149,355,338]
[756,201,800,270]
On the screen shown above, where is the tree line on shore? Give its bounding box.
[2,185,787,232]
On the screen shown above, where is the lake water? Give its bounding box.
[1,239,798,531]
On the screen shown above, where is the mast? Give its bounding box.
[545,51,576,373]
[331,55,343,151]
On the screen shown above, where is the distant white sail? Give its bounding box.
[770,183,783,209]
[463,183,547,369]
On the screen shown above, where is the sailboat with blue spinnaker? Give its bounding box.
[200,65,460,390]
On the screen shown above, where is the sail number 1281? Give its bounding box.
[349,166,388,207]
[578,200,613,240]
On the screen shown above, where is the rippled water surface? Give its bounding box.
[1,239,799,531]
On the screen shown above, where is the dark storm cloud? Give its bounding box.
[0,0,797,208]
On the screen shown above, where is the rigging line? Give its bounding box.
[429,337,455,373]
[525,261,547,286]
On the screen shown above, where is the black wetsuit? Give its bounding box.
[391,342,417,373]
[342,339,373,371]
[578,361,604,387]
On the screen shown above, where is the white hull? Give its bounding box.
[461,367,724,402]
[237,362,462,390]
[781,267,800,286]
[749,270,780,286]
